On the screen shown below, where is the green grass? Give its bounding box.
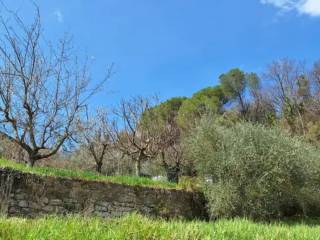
[0,158,178,189]
[1,214,320,240]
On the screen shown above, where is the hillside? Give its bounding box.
[0,159,177,189]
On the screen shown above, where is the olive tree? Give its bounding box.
[185,118,320,219]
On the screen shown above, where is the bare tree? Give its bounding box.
[77,109,113,173]
[311,61,320,102]
[0,6,110,166]
[246,73,276,125]
[112,96,161,177]
[312,61,320,87]
[263,59,308,134]
[158,122,183,183]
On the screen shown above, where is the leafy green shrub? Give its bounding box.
[185,118,320,220]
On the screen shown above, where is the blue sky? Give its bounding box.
[1,0,320,107]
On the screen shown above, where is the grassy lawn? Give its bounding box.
[0,158,178,189]
[0,214,320,240]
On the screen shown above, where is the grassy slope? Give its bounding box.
[0,158,178,189]
[1,214,320,240]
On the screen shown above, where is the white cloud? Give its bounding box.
[299,0,320,16]
[261,0,300,10]
[53,10,64,23]
[261,0,320,16]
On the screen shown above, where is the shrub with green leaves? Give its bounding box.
[185,118,320,220]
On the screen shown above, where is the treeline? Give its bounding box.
[136,59,320,177]
[3,57,320,180]
[174,59,320,137]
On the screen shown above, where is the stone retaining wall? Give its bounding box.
[0,168,208,220]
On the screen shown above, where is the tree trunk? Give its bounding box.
[95,161,103,173]
[238,93,247,118]
[135,160,142,177]
[165,166,180,183]
[161,152,180,183]
[27,156,36,167]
